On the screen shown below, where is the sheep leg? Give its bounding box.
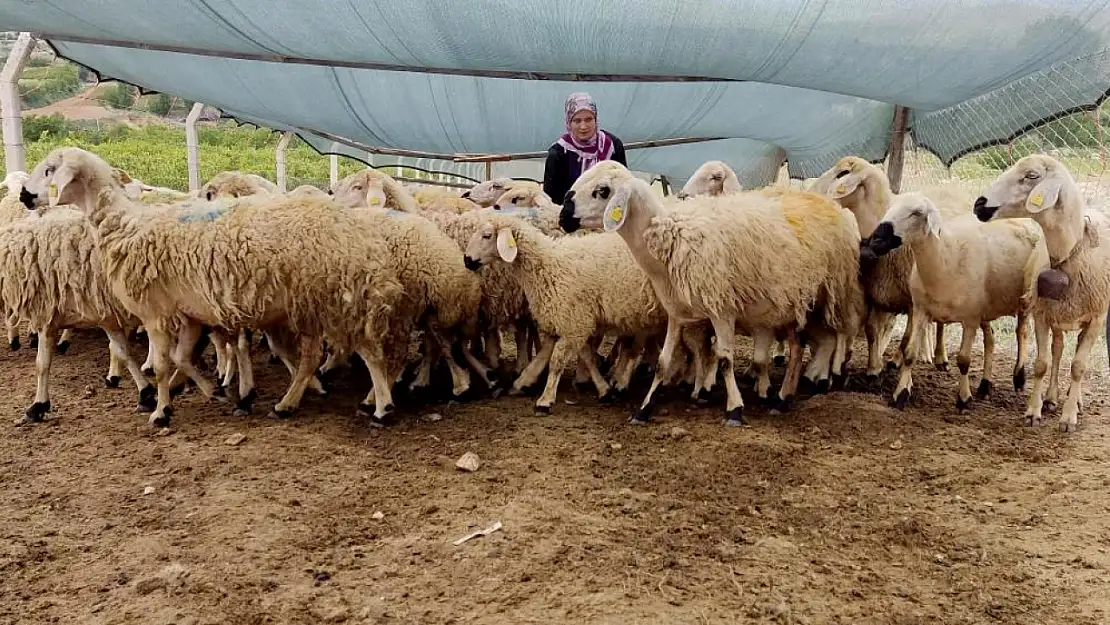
[483,327,502,370]
[106,344,123,388]
[513,320,531,374]
[232,330,258,417]
[611,334,648,393]
[270,335,324,419]
[831,332,850,389]
[430,331,471,398]
[578,343,615,402]
[510,335,556,394]
[1060,315,1103,433]
[977,322,995,401]
[892,306,928,410]
[167,322,225,401]
[1024,317,1052,427]
[631,317,683,425]
[932,322,949,370]
[775,328,806,410]
[55,329,72,355]
[1013,311,1030,391]
[266,329,326,396]
[99,327,156,411]
[409,339,439,392]
[21,326,58,423]
[751,328,776,401]
[6,313,17,351]
[865,309,894,384]
[1044,327,1065,413]
[459,336,499,390]
[355,343,398,427]
[576,336,602,386]
[141,335,156,377]
[143,322,177,428]
[710,317,746,426]
[954,322,979,412]
[535,336,588,414]
[801,327,835,394]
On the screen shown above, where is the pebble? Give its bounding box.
[890,439,904,450]
[456,452,481,472]
[610,443,623,451]
[670,426,689,439]
[143,486,155,496]
[371,511,385,521]
[423,413,443,423]
[224,433,246,446]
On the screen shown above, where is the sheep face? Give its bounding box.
[21,147,99,210]
[975,155,1069,225]
[465,178,512,204]
[492,186,552,211]
[559,161,636,233]
[463,220,517,270]
[331,171,388,209]
[864,192,941,260]
[677,160,741,199]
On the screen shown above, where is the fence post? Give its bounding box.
[329,154,338,188]
[275,130,293,192]
[1,32,36,175]
[185,102,205,191]
[886,105,910,193]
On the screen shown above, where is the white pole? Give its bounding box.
[276,130,293,192]
[1,32,36,175]
[329,153,338,188]
[185,102,205,191]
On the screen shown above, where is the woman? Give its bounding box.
[543,91,627,204]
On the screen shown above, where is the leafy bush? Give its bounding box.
[100,83,138,109]
[18,63,81,108]
[146,93,174,116]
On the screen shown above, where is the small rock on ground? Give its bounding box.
[456,452,481,472]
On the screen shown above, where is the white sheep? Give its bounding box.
[463,178,543,207]
[811,156,979,382]
[560,161,866,426]
[0,205,156,423]
[862,192,1040,412]
[676,160,743,199]
[973,154,1110,432]
[21,147,406,428]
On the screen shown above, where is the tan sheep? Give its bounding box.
[676,160,743,199]
[974,154,1110,432]
[811,156,977,382]
[561,161,865,426]
[863,193,1040,412]
[21,146,406,428]
[198,170,278,201]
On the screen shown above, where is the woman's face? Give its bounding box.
[570,110,597,142]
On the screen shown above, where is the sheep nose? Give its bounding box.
[973,196,987,209]
[461,190,470,198]
[464,256,482,271]
[19,187,36,209]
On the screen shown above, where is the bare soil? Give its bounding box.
[2,329,1109,625]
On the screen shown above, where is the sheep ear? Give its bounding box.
[48,162,77,207]
[603,185,632,232]
[365,185,387,208]
[829,172,863,199]
[496,227,518,262]
[926,208,942,238]
[1026,178,1061,213]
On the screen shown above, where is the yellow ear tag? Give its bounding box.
[368,196,381,205]
[1030,193,1044,207]
[48,181,59,206]
[609,205,623,222]
[835,183,846,194]
[507,232,517,248]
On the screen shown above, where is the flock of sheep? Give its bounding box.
[0,144,1106,435]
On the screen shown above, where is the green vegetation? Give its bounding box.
[2,116,469,191]
[18,61,82,108]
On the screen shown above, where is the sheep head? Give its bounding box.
[677,160,742,199]
[22,146,118,213]
[560,160,644,233]
[812,156,877,201]
[464,177,514,206]
[974,155,1076,228]
[331,169,414,211]
[492,186,554,211]
[200,171,275,201]
[463,217,518,270]
[863,192,941,259]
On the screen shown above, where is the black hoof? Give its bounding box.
[676,381,694,397]
[138,385,157,412]
[724,406,745,426]
[892,388,910,410]
[798,376,817,396]
[212,384,227,398]
[534,404,551,415]
[1025,414,1039,427]
[142,367,154,377]
[268,354,281,365]
[169,384,187,398]
[695,388,713,406]
[831,373,847,391]
[9,337,18,351]
[105,375,121,388]
[865,373,880,387]
[885,360,898,371]
[150,406,173,428]
[28,333,37,348]
[1042,401,1057,414]
[24,401,51,422]
[630,404,653,424]
[257,333,267,349]
[934,362,949,372]
[814,378,831,395]
[598,389,619,404]
[55,340,70,355]
[1013,368,1026,392]
[956,396,971,413]
[769,395,794,415]
[773,354,786,367]
[234,389,257,416]
[268,408,293,420]
[976,378,993,400]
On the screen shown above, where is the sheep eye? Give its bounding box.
[595,186,611,200]
[1025,171,1041,180]
[711,175,722,181]
[482,233,492,239]
[835,170,849,179]
[511,197,518,204]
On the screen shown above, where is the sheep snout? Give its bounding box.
[864,222,902,257]
[464,255,482,271]
[973,196,996,222]
[19,187,38,209]
[559,195,581,233]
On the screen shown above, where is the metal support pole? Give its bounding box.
[1,32,36,175]
[185,102,204,191]
[275,130,293,192]
[329,153,338,188]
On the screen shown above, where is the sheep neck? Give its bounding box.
[845,175,893,237]
[905,227,952,292]
[1039,186,1087,268]
[613,183,668,278]
[71,163,122,227]
[502,224,558,299]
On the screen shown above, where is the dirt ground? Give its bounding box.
[1,329,1109,625]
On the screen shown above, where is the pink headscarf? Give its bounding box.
[557,91,615,173]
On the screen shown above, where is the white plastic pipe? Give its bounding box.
[185,102,205,191]
[1,32,35,175]
[275,130,293,192]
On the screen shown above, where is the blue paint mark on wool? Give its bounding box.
[177,207,230,223]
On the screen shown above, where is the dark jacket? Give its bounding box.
[542,130,627,204]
